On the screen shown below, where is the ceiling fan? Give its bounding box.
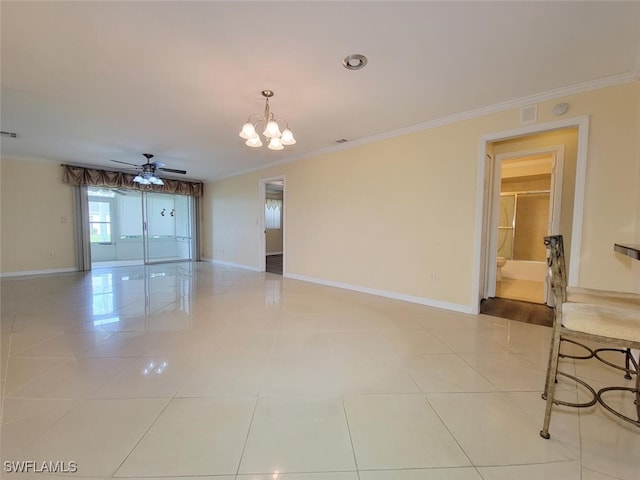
[111,153,187,185]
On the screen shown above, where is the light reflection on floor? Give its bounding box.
[1,262,638,479]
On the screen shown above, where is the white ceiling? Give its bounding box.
[2,1,639,182]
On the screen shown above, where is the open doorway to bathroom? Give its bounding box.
[495,154,557,304]
[477,120,585,324]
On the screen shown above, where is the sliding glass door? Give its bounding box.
[89,187,195,267]
[143,192,193,264]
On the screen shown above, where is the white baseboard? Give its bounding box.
[1,267,78,278]
[266,251,283,256]
[203,257,260,272]
[284,272,474,314]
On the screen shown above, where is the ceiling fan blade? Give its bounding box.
[158,167,187,175]
[111,159,140,167]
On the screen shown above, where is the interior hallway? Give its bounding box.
[1,263,638,479]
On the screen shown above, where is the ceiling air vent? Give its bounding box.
[520,105,537,125]
[335,138,349,144]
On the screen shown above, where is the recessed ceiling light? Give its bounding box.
[342,54,367,70]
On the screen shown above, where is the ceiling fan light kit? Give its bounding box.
[111,153,187,186]
[239,90,296,150]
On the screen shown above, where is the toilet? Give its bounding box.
[497,256,507,281]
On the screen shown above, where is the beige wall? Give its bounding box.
[1,157,76,274]
[204,173,260,267]
[204,81,640,309]
[576,83,639,292]
[2,82,637,301]
[635,84,640,293]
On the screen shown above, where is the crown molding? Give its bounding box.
[210,71,638,183]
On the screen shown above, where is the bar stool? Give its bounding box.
[540,235,640,439]
[562,287,639,380]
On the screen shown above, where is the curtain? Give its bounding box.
[62,164,203,197]
[192,195,201,262]
[73,185,92,271]
[265,198,282,229]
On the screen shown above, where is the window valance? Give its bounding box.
[62,164,203,197]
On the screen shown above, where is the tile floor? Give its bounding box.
[1,262,638,479]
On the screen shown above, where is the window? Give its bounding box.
[89,189,115,243]
[265,198,282,229]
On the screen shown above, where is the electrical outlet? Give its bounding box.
[429,272,437,280]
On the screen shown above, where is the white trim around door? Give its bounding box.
[471,115,590,314]
[258,175,286,273]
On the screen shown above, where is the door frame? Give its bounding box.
[485,145,564,301]
[472,115,589,314]
[258,175,286,273]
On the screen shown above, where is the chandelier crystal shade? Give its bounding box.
[239,90,296,150]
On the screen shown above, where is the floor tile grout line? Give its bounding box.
[3,263,635,479]
[576,385,587,472]
[7,394,85,454]
[2,357,76,398]
[580,465,626,480]
[0,317,16,416]
[234,394,261,477]
[474,459,584,469]
[340,394,361,479]
[5,355,142,465]
[266,308,286,361]
[500,388,582,460]
[6,331,66,357]
[236,468,359,478]
[110,396,175,478]
[422,393,476,469]
[454,350,522,392]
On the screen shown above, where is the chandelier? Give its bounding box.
[239,90,296,150]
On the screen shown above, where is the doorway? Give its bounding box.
[474,115,589,315]
[494,149,563,305]
[259,177,285,275]
[88,186,195,267]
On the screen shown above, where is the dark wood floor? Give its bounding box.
[480,297,553,327]
[266,254,283,275]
